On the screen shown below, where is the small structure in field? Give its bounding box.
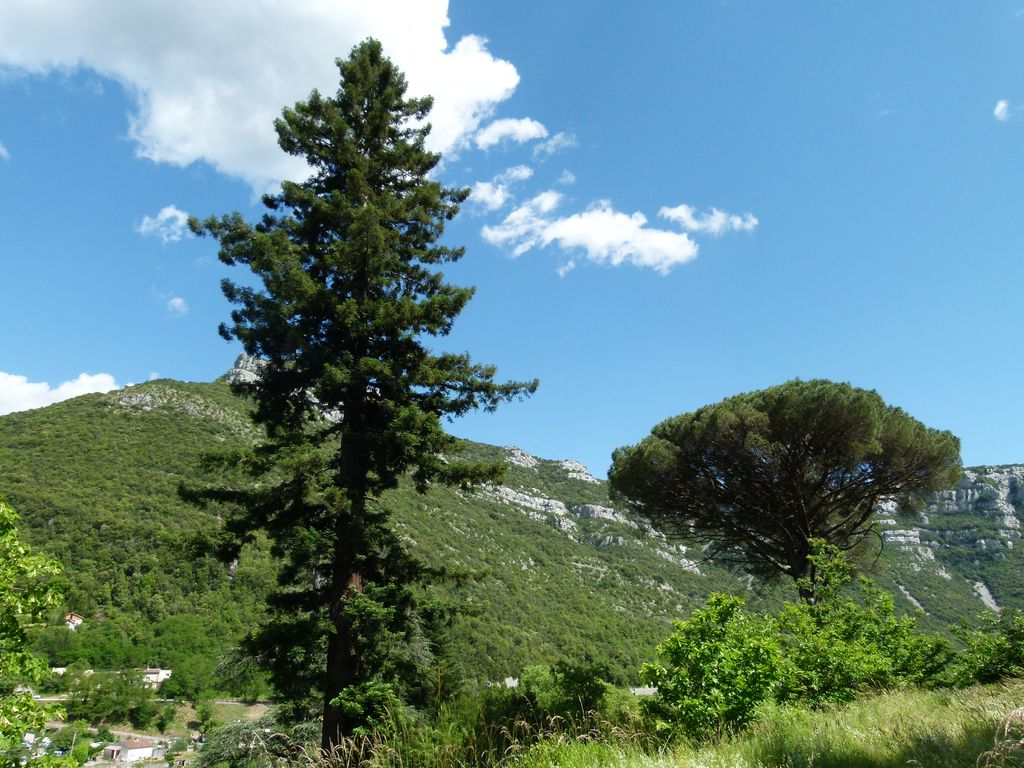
[142,668,173,688]
[103,739,165,763]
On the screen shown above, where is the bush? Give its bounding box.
[641,542,952,743]
[775,542,951,706]
[952,609,1024,685]
[641,594,780,741]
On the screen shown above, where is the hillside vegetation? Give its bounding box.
[0,373,1021,686]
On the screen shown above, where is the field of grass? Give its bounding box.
[510,679,1024,768]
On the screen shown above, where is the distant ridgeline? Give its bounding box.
[0,361,1021,684]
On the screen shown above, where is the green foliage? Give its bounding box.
[188,38,538,747]
[951,609,1024,685]
[156,704,177,733]
[64,670,157,728]
[609,379,962,594]
[194,698,218,735]
[0,499,68,762]
[775,542,951,706]
[641,594,780,741]
[643,544,952,742]
[47,721,100,766]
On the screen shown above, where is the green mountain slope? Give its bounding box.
[0,373,1020,686]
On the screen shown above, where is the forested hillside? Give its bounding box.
[0,371,1020,686]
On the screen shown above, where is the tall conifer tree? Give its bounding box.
[189,40,536,748]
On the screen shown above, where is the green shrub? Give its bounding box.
[640,594,780,741]
[952,609,1024,685]
[775,541,950,706]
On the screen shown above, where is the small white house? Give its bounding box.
[143,668,173,688]
[104,739,164,763]
[64,612,84,630]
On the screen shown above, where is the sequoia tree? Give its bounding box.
[608,380,961,600]
[188,40,536,748]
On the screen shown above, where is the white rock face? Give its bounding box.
[570,504,637,528]
[875,466,1024,571]
[505,446,539,468]
[588,534,627,548]
[225,353,263,384]
[558,459,600,484]
[973,581,1002,613]
[654,546,701,574]
[482,485,566,516]
[884,529,921,546]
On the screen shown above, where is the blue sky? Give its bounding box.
[1,1,1023,476]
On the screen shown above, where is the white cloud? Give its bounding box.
[469,165,534,211]
[138,204,189,243]
[481,190,564,256]
[167,296,188,315]
[557,170,576,185]
[475,117,548,150]
[0,371,118,415]
[482,192,700,274]
[543,202,700,274]
[0,1,523,191]
[496,164,533,183]
[533,131,576,158]
[484,194,759,274]
[994,99,1011,122]
[659,204,758,235]
[470,181,509,211]
[0,141,9,161]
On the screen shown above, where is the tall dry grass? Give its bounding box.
[198,679,1024,768]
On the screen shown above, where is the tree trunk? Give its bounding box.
[321,565,360,751]
[321,480,367,751]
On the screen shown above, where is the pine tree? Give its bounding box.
[609,379,960,601]
[189,39,536,748]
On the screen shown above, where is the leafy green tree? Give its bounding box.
[64,670,157,729]
[155,704,177,734]
[951,609,1024,685]
[0,499,67,760]
[194,699,218,737]
[609,379,961,599]
[641,594,779,741]
[188,39,535,748]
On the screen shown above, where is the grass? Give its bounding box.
[510,679,1024,768]
[215,680,1023,768]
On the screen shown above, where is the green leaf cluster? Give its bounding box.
[0,499,67,761]
[950,609,1024,685]
[642,542,952,742]
[641,594,779,741]
[63,670,158,729]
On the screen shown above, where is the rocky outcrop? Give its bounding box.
[878,466,1024,560]
[973,580,1002,613]
[224,353,263,385]
[558,459,600,484]
[483,485,567,516]
[571,504,637,528]
[113,384,252,435]
[505,445,539,469]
